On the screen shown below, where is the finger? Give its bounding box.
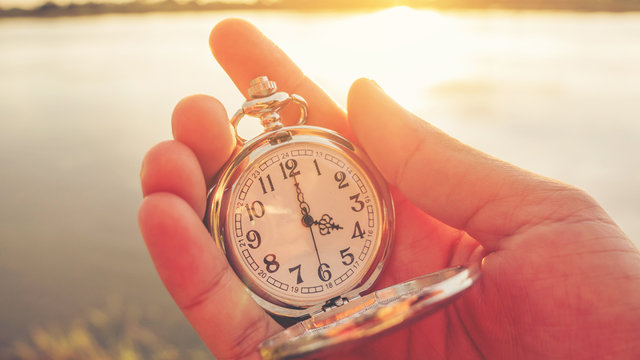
[138,193,281,359]
[348,78,589,251]
[210,18,351,137]
[171,94,236,185]
[140,140,207,218]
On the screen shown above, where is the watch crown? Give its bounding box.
[248,76,278,98]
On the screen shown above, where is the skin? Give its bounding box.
[138,19,640,360]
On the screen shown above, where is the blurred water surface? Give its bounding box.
[0,7,639,355]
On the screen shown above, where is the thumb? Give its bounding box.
[347,78,588,251]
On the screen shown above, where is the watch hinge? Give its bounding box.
[268,130,293,145]
[322,296,350,312]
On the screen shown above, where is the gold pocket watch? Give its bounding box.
[206,76,481,359]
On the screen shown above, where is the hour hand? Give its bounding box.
[313,214,343,236]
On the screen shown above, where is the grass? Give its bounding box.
[3,297,211,360]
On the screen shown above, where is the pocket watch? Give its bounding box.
[206,76,481,359]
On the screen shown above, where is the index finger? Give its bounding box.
[210,18,352,138]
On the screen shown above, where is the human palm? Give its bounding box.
[139,19,640,359]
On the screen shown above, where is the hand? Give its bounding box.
[292,174,343,234]
[138,19,640,359]
[291,176,313,226]
[313,214,343,235]
[288,174,325,267]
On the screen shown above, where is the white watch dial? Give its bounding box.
[227,141,382,306]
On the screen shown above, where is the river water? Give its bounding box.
[0,8,639,356]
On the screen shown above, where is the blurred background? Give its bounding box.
[1,0,639,358]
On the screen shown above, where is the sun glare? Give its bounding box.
[296,6,473,113]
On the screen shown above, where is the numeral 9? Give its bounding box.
[246,230,261,249]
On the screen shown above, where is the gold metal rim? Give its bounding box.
[206,125,395,318]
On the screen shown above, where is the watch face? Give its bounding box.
[223,137,387,308]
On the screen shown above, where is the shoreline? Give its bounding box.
[3,2,640,19]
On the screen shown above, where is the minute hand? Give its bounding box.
[292,177,314,226]
[308,223,322,266]
[291,176,322,265]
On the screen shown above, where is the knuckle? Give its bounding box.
[178,265,233,312]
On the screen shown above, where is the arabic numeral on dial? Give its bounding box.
[245,200,265,221]
[352,221,365,239]
[258,174,274,194]
[325,282,333,289]
[317,263,332,282]
[313,159,322,176]
[340,247,354,266]
[263,254,280,273]
[246,230,261,249]
[288,264,304,284]
[279,159,300,179]
[349,193,364,212]
[334,171,349,189]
